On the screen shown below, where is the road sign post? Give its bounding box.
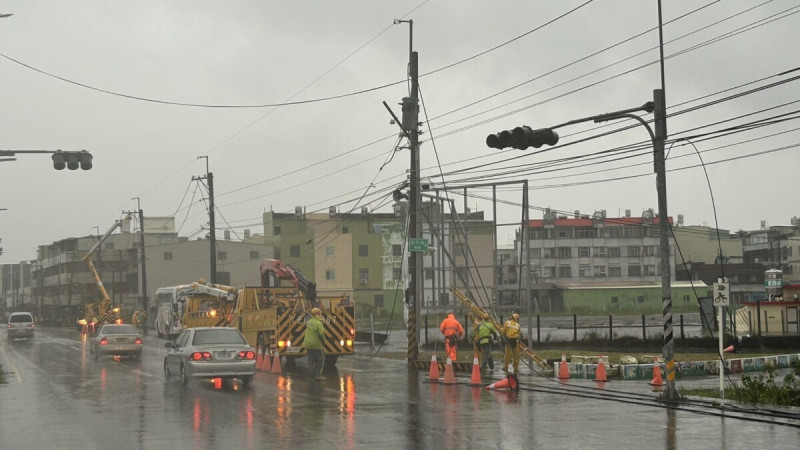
[713,279,730,405]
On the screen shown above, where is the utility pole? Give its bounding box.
[195,156,217,284]
[395,19,421,364]
[130,199,149,330]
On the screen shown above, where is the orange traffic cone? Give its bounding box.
[723,345,735,353]
[442,357,456,384]
[650,357,664,386]
[470,354,482,386]
[558,353,570,379]
[261,348,272,372]
[595,356,607,382]
[270,352,282,374]
[256,345,264,370]
[428,354,440,381]
[486,377,511,390]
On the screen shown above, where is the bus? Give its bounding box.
[152,285,194,339]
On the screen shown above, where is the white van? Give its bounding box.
[7,312,35,340]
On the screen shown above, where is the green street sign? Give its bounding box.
[409,238,428,252]
[764,279,782,287]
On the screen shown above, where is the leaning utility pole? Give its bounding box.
[195,156,217,284]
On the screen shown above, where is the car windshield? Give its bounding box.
[192,329,246,346]
[9,314,33,323]
[101,325,137,335]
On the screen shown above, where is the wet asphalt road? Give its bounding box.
[1,326,798,450]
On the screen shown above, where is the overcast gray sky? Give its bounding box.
[1,0,798,263]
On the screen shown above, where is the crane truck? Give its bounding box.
[78,220,123,334]
[178,258,355,366]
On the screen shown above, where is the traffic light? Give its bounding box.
[486,126,559,150]
[52,150,92,170]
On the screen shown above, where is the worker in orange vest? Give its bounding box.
[439,313,465,362]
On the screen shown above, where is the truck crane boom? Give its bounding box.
[82,220,122,305]
[451,288,550,370]
[259,258,317,300]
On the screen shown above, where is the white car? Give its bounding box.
[7,312,35,340]
[164,327,256,388]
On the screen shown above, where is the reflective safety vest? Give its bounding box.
[440,314,464,338]
[503,319,520,339]
[473,321,497,345]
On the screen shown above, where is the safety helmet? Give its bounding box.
[512,313,520,321]
[311,307,321,316]
[482,312,489,320]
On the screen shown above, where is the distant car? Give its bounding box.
[91,324,143,360]
[164,327,256,387]
[7,312,35,340]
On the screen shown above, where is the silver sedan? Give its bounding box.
[91,324,143,360]
[163,327,257,388]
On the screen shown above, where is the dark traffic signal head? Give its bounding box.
[486,126,559,150]
[52,150,92,170]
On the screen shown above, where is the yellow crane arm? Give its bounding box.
[451,288,550,370]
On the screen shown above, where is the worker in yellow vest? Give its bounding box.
[501,313,521,374]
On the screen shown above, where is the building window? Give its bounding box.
[558,265,571,278]
[217,251,227,260]
[556,228,572,238]
[326,270,336,281]
[359,244,368,257]
[575,228,596,238]
[683,295,690,303]
[608,247,621,257]
[250,251,260,260]
[439,291,450,305]
[558,247,572,258]
[342,225,349,234]
[392,244,403,257]
[645,265,656,276]
[105,243,115,250]
[637,296,645,303]
[216,272,231,285]
[611,296,619,304]
[424,268,434,280]
[628,246,641,257]
[543,248,556,258]
[607,227,623,238]
[578,247,590,258]
[393,268,402,281]
[628,264,642,276]
[594,266,606,277]
[454,243,465,257]
[326,246,335,256]
[531,248,541,259]
[593,247,606,257]
[273,225,281,235]
[359,268,369,284]
[543,266,556,277]
[608,265,622,277]
[625,226,643,237]
[290,245,300,257]
[578,265,591,277]
[374,294,384,308]
[163,252,173,261]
